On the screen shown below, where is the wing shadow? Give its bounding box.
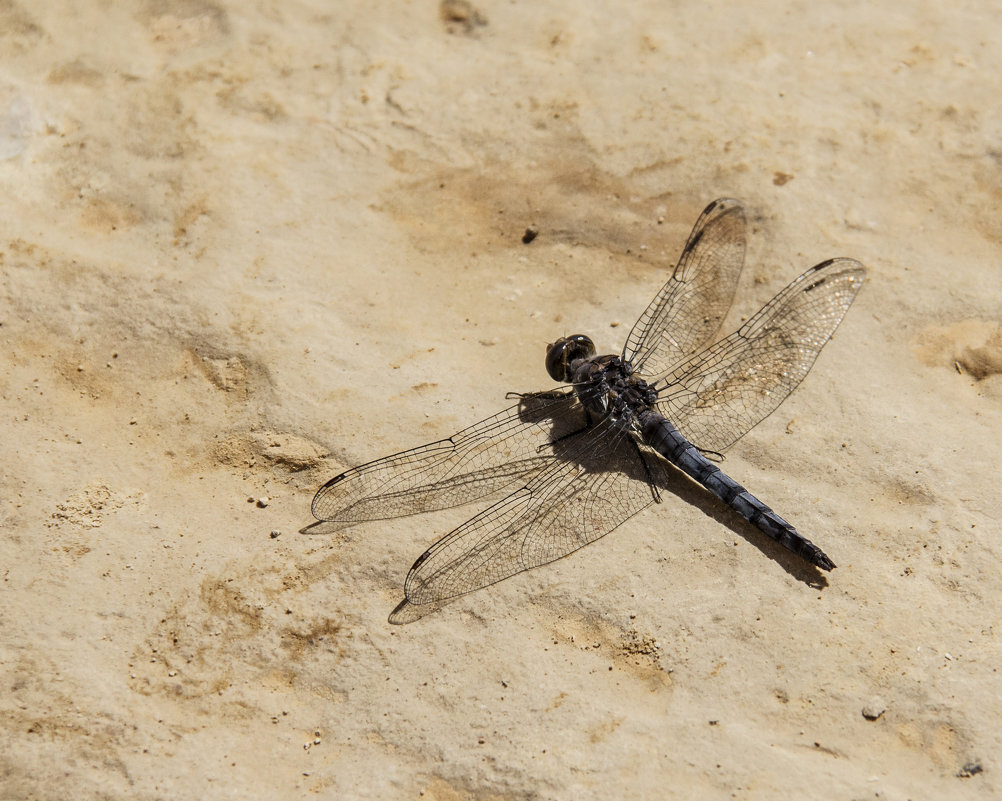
[516,391,832,588]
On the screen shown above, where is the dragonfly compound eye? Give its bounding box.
[545,335,596,381]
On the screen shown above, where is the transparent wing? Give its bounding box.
[623,198,747,376]
[312,391,585,524]
[654,258,866,452]
[396,417,671,608]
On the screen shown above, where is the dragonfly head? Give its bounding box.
[546,335,596,381]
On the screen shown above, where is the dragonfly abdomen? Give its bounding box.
[639,411,836,571]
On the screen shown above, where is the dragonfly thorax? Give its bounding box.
[548,336,656,426]
[569,352,658,429]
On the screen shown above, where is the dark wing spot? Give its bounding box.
[411,549,432,571]
[682,229,704,254]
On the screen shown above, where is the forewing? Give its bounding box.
[399,418,670,606]
[623,198,747,375]
[312,392,583,524]
[655,258,866,452]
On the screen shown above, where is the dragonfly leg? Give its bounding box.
[505,389,572,401]
[696,446,725,463]
[630,438,663,503]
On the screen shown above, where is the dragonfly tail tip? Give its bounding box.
[815,553,836,571]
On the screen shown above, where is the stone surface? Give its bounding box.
[1,2,1000,799]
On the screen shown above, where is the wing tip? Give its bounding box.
[705,196,743,213]
[699,197,746,226]
[311,472,348,518]
[811,257,867,279]
[388,597,446,624]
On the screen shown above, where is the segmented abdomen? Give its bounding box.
[638,411,835,570]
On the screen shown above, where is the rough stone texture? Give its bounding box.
[2,2,1000,799]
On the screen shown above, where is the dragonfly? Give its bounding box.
[312,199,865,623]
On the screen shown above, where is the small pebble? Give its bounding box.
[256,497,269,508]
[270,529,281,539]
[957,761,983,778]
[862,698,886,720]
[246,496,255,503]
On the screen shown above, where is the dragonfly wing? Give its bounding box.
[655,258,866,452]
[399,417,671,607]
[312,391,584,524]
[623,198,747,376]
